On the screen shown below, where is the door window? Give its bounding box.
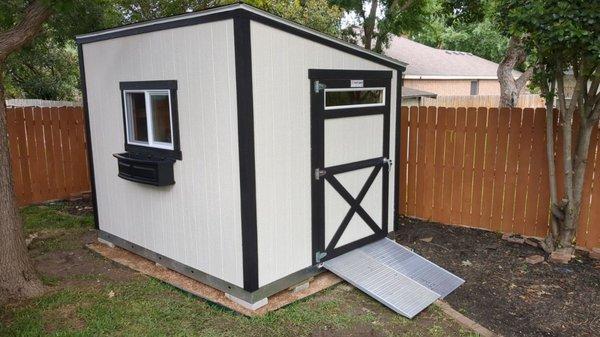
[324,88,385,110]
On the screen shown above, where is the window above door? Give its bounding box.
[324,87,386,110]
[119,81,181,160]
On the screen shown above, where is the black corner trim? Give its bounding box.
[234,15,259,292]
[77,45,100,230]
[119,80,182,160]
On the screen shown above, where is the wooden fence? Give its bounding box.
[398,106,600,250]
[6,106,90,206]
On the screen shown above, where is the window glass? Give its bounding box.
[126,92,148,143]
[325,88,384,108]
[150,93,172,143]
[470,80,479,95]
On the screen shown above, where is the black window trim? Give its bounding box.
[119,80,182,160]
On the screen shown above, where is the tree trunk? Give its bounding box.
[542,81,559,252]
[497,36,533,108]
[0,72,45,303]
[362,0,378,50]
[0,0,53,303]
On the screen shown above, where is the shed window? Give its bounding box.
[120,81,181,159]
[324,87,385,110]
[124,90,173,149]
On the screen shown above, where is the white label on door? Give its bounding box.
[350,79,364,88]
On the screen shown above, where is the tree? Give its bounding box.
[0,0,53,301]
[502,0,600,258]
[333,0,435,52]
[0,0,110,301]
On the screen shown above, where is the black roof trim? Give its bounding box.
[76,4,406,71]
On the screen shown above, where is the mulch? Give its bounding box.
[395,216,600,337]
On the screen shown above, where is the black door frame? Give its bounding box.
[309,69,392,264]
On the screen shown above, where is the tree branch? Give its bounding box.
[498,36,531,107]
[0,0,52,62]
[515,67,533,92]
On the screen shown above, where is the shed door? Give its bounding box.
[310,69,392,264]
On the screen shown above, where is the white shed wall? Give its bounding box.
[83,19,244,287]
[251,21,398,287]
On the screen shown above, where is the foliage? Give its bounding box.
[500,0,600,90]
[411,0,508,63]
[334,0,436,52]
[1,0,117,100]
[246,0,343,37]
[4,37,79,100]
[412,17,508,63]
[113,0,222,23]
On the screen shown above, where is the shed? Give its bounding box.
[77,3,461,313]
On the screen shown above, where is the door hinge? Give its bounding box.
[383,158,393,167]
[314,168,326,180]
[315,251,327,263]
[314,81,326,93]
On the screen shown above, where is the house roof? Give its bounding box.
[402,87,437,99]
[384,36,518,80]
[76,3,406,70]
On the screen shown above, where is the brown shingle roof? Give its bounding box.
[384,36,520,79]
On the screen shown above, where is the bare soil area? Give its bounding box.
[395,216,600,337]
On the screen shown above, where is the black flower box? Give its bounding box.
[113,152,175,186]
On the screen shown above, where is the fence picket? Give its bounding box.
[406,107,419,215]
[399,107,409,214]
[470,108,487,227]
[480,108,499,230]
[450,108,467,225]
[421,107,436,219]
[513,108,534,235]
[432,107,446,222]
[441,108,456,224]
[461,108,477,225]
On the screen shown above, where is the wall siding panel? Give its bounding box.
[82,20,244,287]
[250,21,398,287]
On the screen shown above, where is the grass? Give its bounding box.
[21,203,94,233]
[0,204,474,337]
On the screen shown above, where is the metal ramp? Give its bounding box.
[323,238,464,318]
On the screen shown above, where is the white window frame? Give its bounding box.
[324,87,386,110]
[123,89,174,150]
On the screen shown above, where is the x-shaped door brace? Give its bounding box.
[325,165,382,252]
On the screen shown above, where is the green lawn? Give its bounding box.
[0,203,477,337]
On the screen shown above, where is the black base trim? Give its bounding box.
[98,230,322,304]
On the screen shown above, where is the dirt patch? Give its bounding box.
[58,199,94,217]
[32,230,140,289]
[395,217,600,337]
